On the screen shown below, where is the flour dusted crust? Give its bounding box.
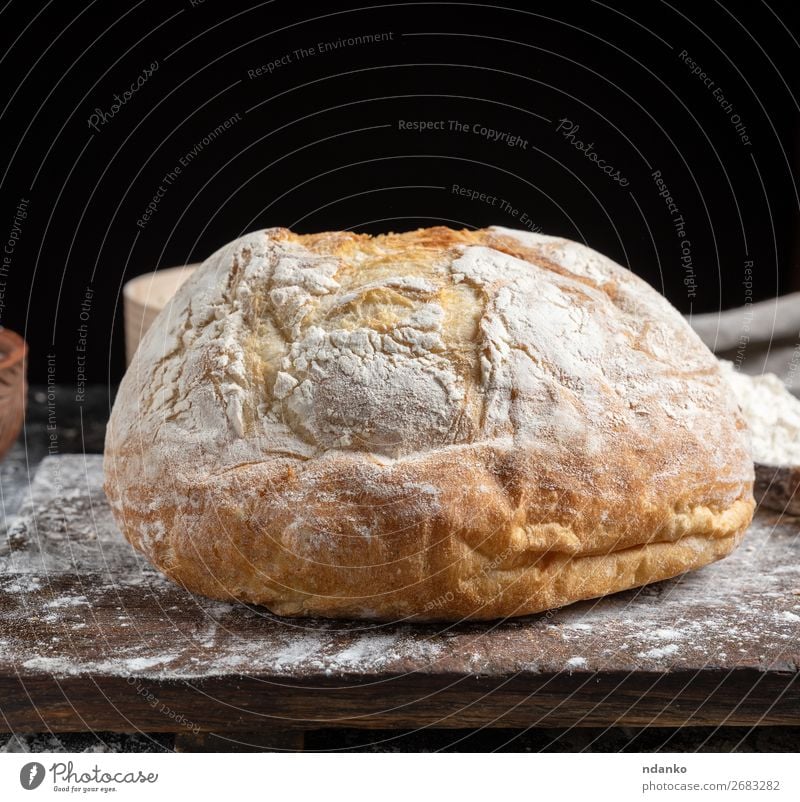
[104,226,754,620]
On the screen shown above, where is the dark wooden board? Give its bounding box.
[1,455,799,733]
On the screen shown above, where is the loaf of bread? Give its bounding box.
[104,226,754,620]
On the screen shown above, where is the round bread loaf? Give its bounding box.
[104,226,754,620]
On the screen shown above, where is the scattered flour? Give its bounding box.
[327,633,403,668]
[1,576,41,593]
[647,628,685,641]
[44,595,89,608]
[271,633,329,668]
[638,644,681,660]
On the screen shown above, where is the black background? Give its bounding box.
[1,0,798,384]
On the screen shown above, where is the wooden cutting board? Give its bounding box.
[1,455,798,738]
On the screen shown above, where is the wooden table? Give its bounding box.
[1,455,798,750]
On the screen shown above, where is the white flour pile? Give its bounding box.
[720,360,800,465]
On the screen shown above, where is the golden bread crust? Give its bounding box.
[104,226,754,620]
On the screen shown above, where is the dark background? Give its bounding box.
[1,0,798,385]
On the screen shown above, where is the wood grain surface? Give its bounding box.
[1,455,798,733]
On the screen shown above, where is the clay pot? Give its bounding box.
[0,328,27,459]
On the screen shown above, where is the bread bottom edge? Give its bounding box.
[155,525,748,623]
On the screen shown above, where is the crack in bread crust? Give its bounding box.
[104,226,755,621]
